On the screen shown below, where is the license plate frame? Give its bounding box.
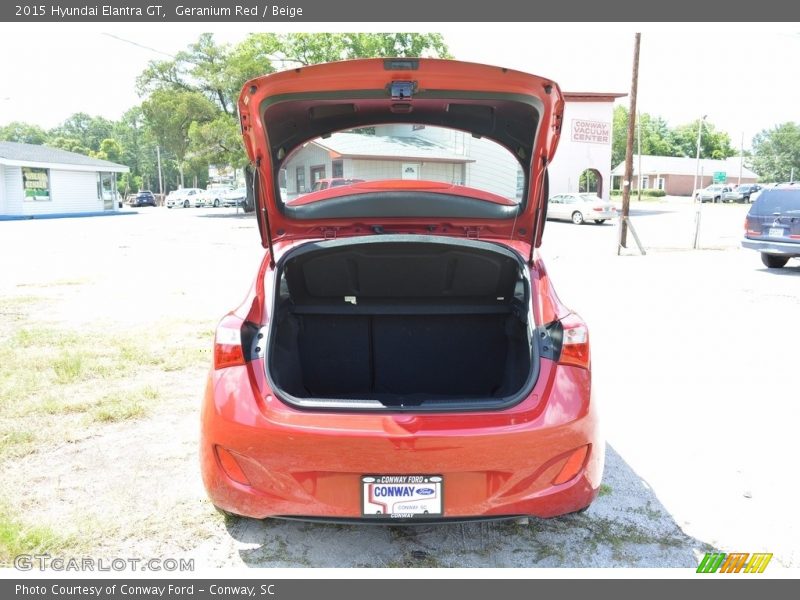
[768,227,785,237]
[361,475,443,519]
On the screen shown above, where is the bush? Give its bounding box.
[610,189,666,197]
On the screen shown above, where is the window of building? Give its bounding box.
[310,165,326,185]
[22,167,51,201]
[332,160,344,178]
[641,175,649,189]
[295,167,305,193]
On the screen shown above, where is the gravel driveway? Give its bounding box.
[0,200,795,568]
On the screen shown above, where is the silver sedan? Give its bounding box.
[547,193,618,225]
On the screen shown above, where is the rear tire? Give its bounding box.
[183,200,189,208]
[761,254,789,269]
[214,199,220,208]
[571,211,585,225]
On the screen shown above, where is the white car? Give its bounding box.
[547,193,617,225]
[195,187,233,208]
[221,187,247,207]
[166,188,202,208]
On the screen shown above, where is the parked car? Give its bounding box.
[200,58,602,522]
[166,188,202,208]
[311,177,365,192]
[196,186,233,208]
[221,187,247,207]
[723,184,762,203]
[741,185,800,268]
[695,184,733,203]
[547,193,617,225]
[128,191,156,207]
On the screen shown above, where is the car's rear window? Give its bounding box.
[280,125,525,205]
[750,189,800,215]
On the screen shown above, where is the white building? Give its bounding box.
[0,141,129,218]
[548,92,626,201]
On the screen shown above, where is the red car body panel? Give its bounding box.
[200,59,602,521]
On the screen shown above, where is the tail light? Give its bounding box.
[557,313,590,370]
[744,215,761,237]
[213,314,246,369]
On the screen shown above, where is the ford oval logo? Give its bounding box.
[417,487,434,496]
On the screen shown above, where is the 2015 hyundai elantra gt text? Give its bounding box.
[200,58,603,522]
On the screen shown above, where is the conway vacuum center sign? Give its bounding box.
[571,119,611,144]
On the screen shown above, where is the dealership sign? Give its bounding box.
[571,119,611,145]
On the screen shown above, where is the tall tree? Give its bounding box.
[141,90,217,186]
[0,121,48,144]
[750,122,800,182]
[672,120,735,159]
[137,33,452,116]
[49,113,115,152]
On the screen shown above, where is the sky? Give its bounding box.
[1,23,798,149]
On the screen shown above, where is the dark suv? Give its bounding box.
[742,185,800,268]
[724,184,762,203]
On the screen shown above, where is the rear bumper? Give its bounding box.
[200,358,603,520]
[742,239,800,256]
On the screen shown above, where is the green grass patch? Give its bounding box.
[53,354,86,384]
[0,506,78,567]
[598,484,613,497]
[87,386,160,424]
[0,429,37,458]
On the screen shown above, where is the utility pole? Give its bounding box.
[738,132,744,187]
[620,32,641,248]
[637,109,642,202]
[692,118,707,249]
[156,145,164,201]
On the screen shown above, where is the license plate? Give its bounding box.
[769,227,785,237]
[362,475,443,518]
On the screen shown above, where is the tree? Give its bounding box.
[611,106,737,168]
[141,90,217,186]
[750,122,800,182]
[672,120,735,160]
[188,114,247,171]
[0,121,47,144]
[91,138,123,163]
[49,113,114,153]
[137,33,453,116]
[47,136,91,155]
[113,106,157,192]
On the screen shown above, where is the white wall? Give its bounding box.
[0,165,5,214]
[548,101,615,201]
[3,166,24,215]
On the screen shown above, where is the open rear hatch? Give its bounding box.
[238,58,564,254]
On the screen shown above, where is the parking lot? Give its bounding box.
[0,198,797,569]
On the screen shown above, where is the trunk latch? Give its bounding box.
[323,228,338,240]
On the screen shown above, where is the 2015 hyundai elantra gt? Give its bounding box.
[200,58,603,522]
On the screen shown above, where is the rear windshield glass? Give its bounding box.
[279,125,525,205]
[751,189,800,215]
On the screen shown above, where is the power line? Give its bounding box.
[101,33,177,59]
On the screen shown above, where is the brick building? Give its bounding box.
[611,155,759,196]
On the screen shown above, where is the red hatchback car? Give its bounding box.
[200,58,603,522]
